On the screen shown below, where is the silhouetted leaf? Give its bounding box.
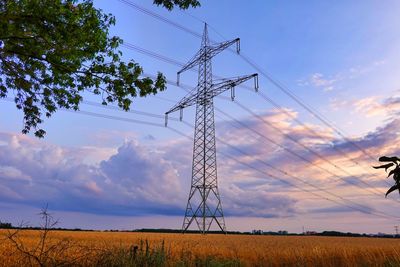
[394,173,400,183]
[385,184,400,197]
[388,168,397,178]
[373,163,394,171]
[379,156,400,163]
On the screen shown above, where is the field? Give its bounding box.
[2,230,400,266]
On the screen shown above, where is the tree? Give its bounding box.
[0,0,200,137]
[0,220,13,229]
[373,156,400,197]
[153,0,200,10]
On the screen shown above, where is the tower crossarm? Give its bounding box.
[209,74,258,100]
[164,73,258,125]
[165,86,200,115]
[177,49,203,78]
[207,38,240,59]
[177,38,240,84]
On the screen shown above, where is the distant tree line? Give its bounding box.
[0,220,95,232]
[134,229,398,238]
[0,221,13,229]
[1,222,398,238]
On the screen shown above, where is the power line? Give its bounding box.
[1,0,394,217]
[19,95,394,200]
[3,97,396,220]
[206,84,387,195]
[181,1,379,163]
[122,40,389,188]
[121,42,387,197]
[238,53,379,162]
[1,97,166,128]
[31,89,385,197]
[81,92,387,198]
[79,110,400,220]
[215,137,397,220]
[117,0,202,39]
[67,109,165,127]
[122,42,183,67]
[213,110,384,198]
[231,99,386,196]
[172,85,390,200]
[118,0,386,184]
[61,106,374,211]
[240,78,391,187]
[72,102,398,219]
[158,90,397,214]
[167,125,399,220]
[81,100,192,128]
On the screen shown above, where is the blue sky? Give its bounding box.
[1,0,400,233]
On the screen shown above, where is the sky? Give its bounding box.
[1,0,400,234]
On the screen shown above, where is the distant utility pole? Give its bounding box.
[395,225,398,236]
[165,24,258,234]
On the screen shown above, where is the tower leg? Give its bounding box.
[182,99,226,233]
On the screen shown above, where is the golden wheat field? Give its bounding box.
[2,230,400,266]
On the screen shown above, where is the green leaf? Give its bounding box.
[385,184,400,198]
[0,0,172,137]
[153,0,200,10]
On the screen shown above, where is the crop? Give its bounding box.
[2,230,400,266]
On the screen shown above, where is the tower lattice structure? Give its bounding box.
[165,24,258,233]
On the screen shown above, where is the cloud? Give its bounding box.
[298,73,339,92]
[310,204,373,214]
[222,184,298,218]
[1,101,400,222]
[309,73,337,91]
[329,98,349,111]
[299,59,386,93]
[383,96,400,114]
[213,107,400,220]
[0,133,185,216]
[352,95,400,118]
[348,60,386,79]
[353,96,385,117]
[0,130,299,219]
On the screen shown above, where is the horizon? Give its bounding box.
[1,219,397,236]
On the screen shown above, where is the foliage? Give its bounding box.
[153,0,200,10]
[373,156,400,197]
[93,239,170,267]
[0,0,199,137]
[0,221,13,229]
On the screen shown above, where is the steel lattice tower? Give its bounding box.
[165,24,258,233]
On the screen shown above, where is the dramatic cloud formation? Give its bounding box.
[215,104,400,219]
[0,128,299,218]
[1,97,400,227]
[0,134,184,216]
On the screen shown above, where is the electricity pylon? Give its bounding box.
[165,24,258,234]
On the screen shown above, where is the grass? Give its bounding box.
[2,230,400,266]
